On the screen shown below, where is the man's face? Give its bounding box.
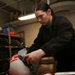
[35,9,51,26]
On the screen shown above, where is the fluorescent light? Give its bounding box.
[18,13,36,20]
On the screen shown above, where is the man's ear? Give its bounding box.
[47,9,51,15]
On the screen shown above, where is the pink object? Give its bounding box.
[42,72,53,75]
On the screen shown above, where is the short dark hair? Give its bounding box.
[35,1,54,15]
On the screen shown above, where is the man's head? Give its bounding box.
[35,1,54,25]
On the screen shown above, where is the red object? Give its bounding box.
[10,54,19,63]
[10,31,15,36]
[42,72,53,75]
[17,34,22,37]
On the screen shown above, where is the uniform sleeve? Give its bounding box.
[40,17,74,55]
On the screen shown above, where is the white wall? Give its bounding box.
[15,22,41,47]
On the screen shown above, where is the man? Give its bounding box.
[24,1,75,72]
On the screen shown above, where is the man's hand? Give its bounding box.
[24,49,45,63]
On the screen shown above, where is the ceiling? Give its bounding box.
[0,0,75,27]
[0,0,75,14]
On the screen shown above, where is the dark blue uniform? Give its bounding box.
[28,15,75,72]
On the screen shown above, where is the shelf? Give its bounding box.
[0,58,9,61]
[11,35,23,38]
[0,27,24,73]
[0,33,23,38]
[5,46,22,48]
[0,33,8,36]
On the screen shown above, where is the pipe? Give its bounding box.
[47,0,50,5]
[0,0,22,9]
